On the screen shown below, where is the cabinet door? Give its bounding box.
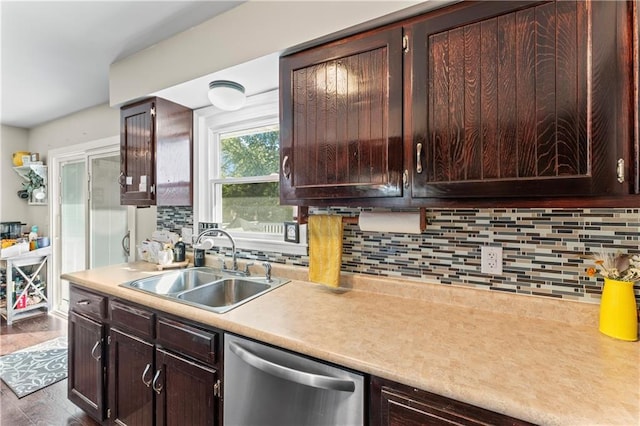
[155,348,218,426]
[410,1,633,199]
[370,376,532,426]
[68,311,106,422]
[109,329,155,426]
[280,27,404,203]
[121,100,155,206]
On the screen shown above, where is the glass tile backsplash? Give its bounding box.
[157,206,640,305]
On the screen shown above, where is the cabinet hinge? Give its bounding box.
[150,184,155,194]
[150,106,156,117]
[213,380,221,397]
[107,408,111,419]
[616,158,625,183]
[107,335,111,345]
[402,35,409,53]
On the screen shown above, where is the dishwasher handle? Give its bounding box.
[228,341,355,393]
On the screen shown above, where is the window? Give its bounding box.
[194,90,306,255]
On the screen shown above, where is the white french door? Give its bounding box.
[51,137,131,314]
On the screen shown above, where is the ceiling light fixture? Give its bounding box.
[208,80,246,111]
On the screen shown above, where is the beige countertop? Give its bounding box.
[63,262,639,425]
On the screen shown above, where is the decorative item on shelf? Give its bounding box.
[12,152,30,167]
[208,80,246,111]
[587,251,640,341]
[21,170,44,200]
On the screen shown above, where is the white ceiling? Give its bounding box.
[0,1,252,129]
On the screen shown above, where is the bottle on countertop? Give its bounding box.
[174,238,186,262]
[28,226,38,250]
[194,248,205,267]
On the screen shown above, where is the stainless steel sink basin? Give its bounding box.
[125,267,224,295]
[177,278,273,313]
[121,268,288,313]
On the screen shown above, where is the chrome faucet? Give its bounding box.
[195,228,238,272]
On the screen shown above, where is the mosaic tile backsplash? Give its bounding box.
[157,206,640,305]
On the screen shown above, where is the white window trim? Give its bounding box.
[193,90,307,256]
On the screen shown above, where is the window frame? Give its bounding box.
[193,90,307,255]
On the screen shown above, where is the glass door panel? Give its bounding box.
[59,160,87,306]
[89,155,128,267]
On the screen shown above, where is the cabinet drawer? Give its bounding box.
[70,286,107,320]
[110,299,155,340]
[156,317,218,365]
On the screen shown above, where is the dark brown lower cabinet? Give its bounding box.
[155,348,218,426]
[68,286,222,425]
[109,329,154,425]
[68,311,107,422]
[370,376,534,426]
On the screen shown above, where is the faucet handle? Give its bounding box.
[262,262,272,282]
[243,262,255,276]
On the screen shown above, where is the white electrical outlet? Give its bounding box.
[481,246,503,274]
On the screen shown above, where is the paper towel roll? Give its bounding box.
[358,212,423,234]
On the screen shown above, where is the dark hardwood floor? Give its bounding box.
[1,313,100,426]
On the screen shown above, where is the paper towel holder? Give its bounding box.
[295,207,428,232]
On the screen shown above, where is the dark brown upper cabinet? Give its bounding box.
[409,0,636,200]
[279,27,404,204]
[120,97,193,206]
[279,0,638,208]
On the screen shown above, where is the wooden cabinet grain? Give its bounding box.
[280,27,404,204]
[108,300,221,426]
[120,97,193,206]
[370,376,533,426]
[68,288,108,423]
[409,0,635,200]
[67,287,222,425]
[279,0,638,207]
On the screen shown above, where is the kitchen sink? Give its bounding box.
[177,278,273,313]
[121,267,288,313]
[125,267,224,295]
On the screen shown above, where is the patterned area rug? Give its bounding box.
[0,336,67,398]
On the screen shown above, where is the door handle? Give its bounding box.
[122,230,130,257]
[141,363,152,387]
[228,341,355,392]
[152,369,163,394]
[282,155,291,179]
[90,340,102,361]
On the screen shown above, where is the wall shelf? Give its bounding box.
[13,164,48,205]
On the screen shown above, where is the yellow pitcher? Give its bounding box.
[599,278,638,341]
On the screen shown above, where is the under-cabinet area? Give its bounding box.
[62,262,639,426]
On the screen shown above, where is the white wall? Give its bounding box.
[1,125,30,224]
[110,1,423,106]
[27,103,120,237]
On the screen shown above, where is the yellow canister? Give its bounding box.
[12,151,30,166]
[599,278,638,341]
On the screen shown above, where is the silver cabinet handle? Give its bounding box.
[90,340,101,361]
[416,143,423,174]
[152,370,163,395]
[76,299,91,305]
[141,363,152,387]
[119,172,125,188]
[282,155,291,179]
[122,230,130,257]
[229,341,355,392]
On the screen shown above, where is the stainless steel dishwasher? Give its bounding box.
[224,333,364,426]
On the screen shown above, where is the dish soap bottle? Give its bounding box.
[174,238,186,262]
